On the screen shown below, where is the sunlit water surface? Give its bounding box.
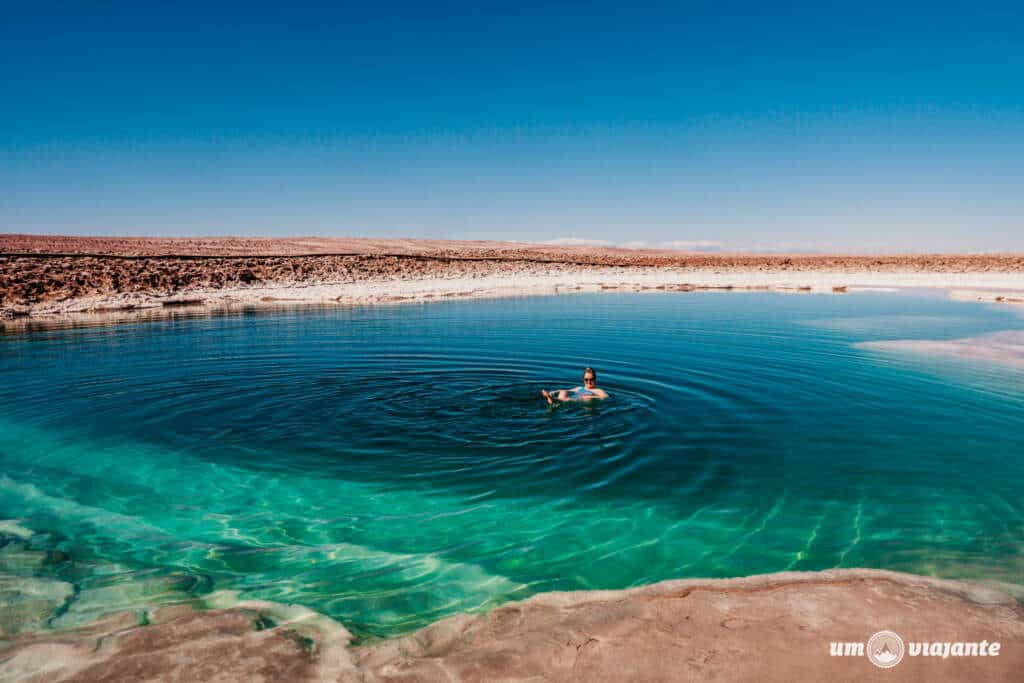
[2,292,1022,639]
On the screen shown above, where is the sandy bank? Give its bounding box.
[859,330,1024,369]
[2,569,1021,682]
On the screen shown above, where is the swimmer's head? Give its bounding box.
[583,367,597,386]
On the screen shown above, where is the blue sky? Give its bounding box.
[2,1,1021,252]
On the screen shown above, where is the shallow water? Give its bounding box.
[2,292,1023,638]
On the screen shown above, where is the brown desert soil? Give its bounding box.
[3,234,1024,319]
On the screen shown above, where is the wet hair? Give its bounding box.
[583,367,597,382]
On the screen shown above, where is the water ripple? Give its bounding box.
[1,293,1022,638]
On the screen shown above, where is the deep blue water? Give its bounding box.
[1,291,1022,638]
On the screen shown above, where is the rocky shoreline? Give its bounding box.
[2,568,1021,682]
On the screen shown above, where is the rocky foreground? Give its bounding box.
[3,235,1024,320]
[2,569,1021,682]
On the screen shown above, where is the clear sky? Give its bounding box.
[2,1,1021,252]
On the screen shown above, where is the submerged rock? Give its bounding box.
[0,542,51,576]
[0,574,74,636]
[0,521,34,540]
[49,572,204,630]
[0,608,323,682]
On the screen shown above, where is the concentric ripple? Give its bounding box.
[1,292,1023,639]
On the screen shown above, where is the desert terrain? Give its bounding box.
[3,234,1024,322]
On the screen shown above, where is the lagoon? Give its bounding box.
[1,291,1022,639]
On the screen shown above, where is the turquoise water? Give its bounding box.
[2,292,1023,639]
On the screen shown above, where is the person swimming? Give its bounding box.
[542,367,609,404]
